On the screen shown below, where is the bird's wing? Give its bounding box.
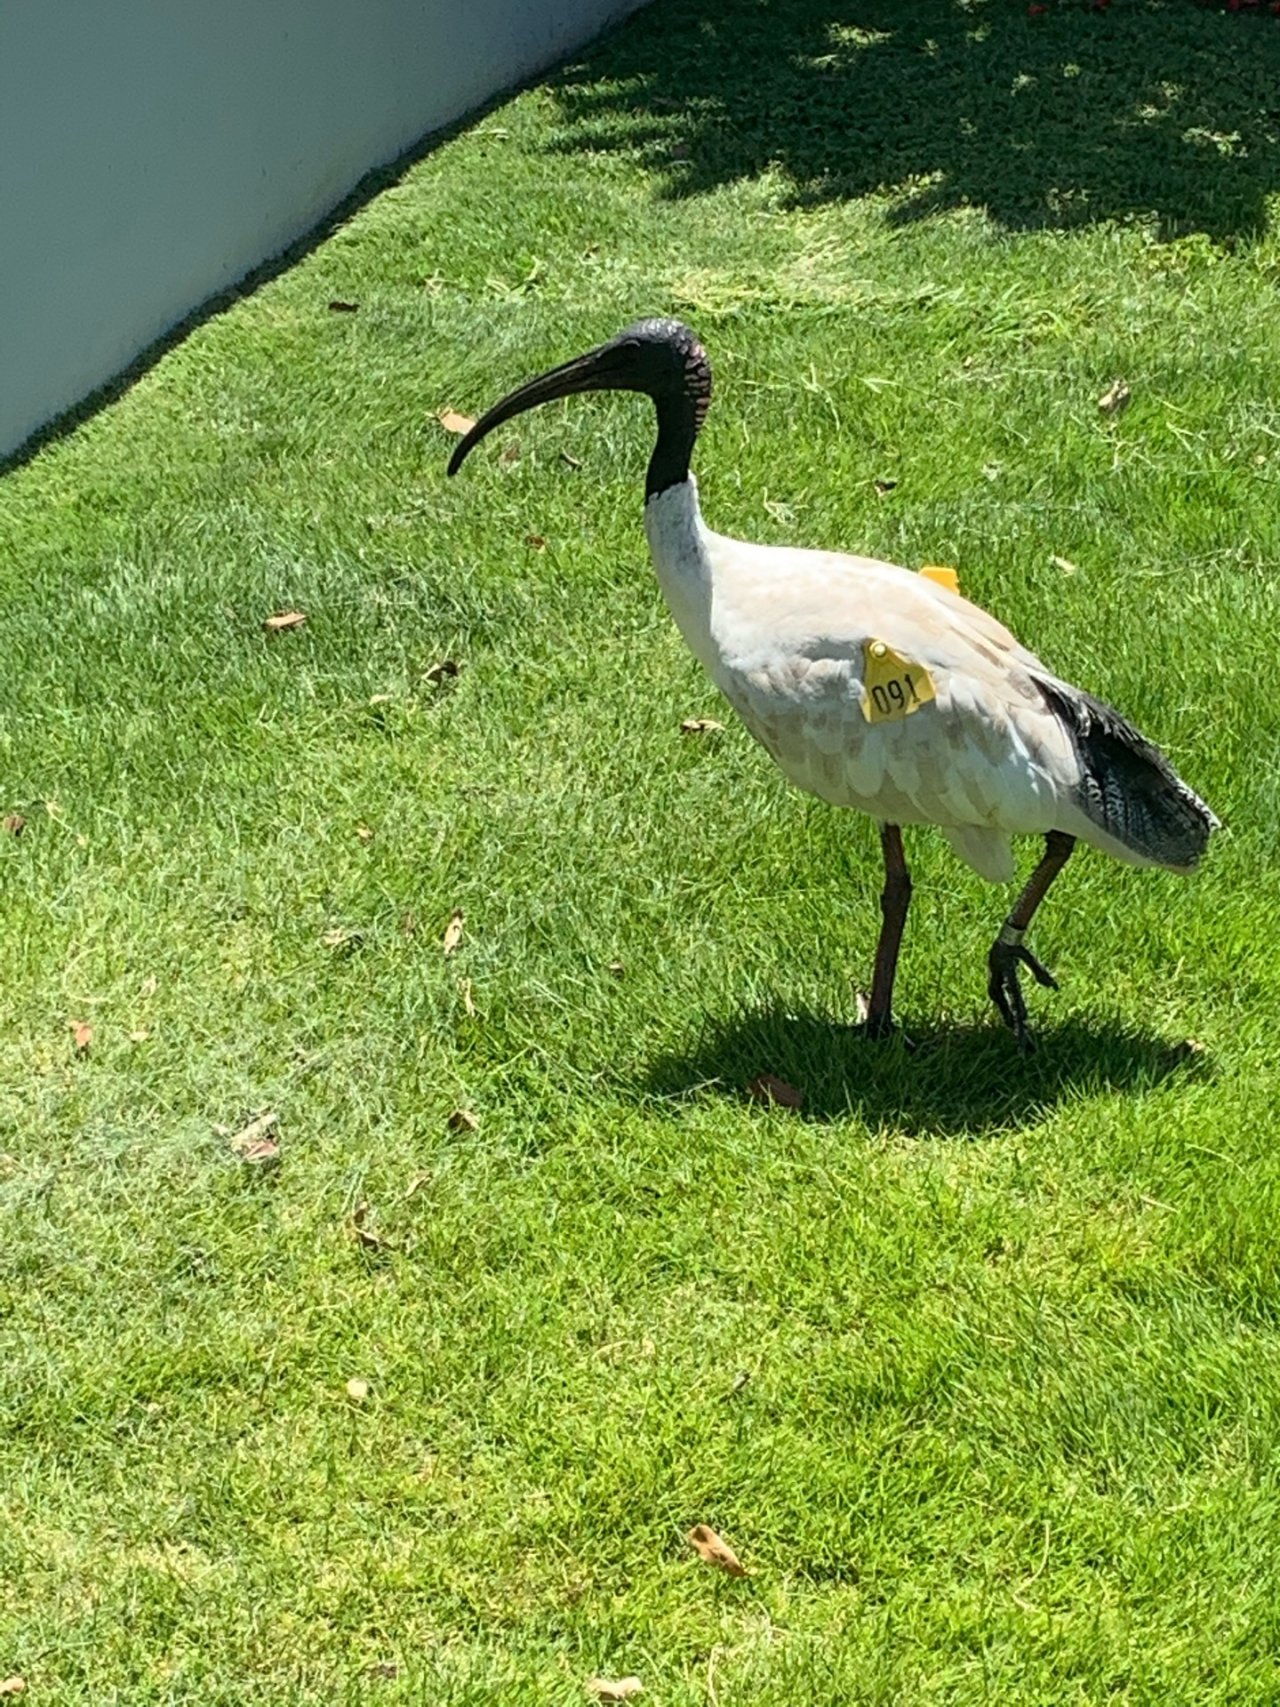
[703,538,1082,843]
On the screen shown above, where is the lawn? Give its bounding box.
[4,0,1280,1701]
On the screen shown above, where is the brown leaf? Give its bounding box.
[1098,378,1131,416]
[71,1020,93,1055]
[438,409,477,435]
[264,610,307,633]
[238,1137,279,1165]
[367,1662,399,1681]
[350,1202,382,1250]
[345,1377,369,1402]
[447,1108,479,1133]
[322,925,362,952]
[524,533,547,551]
[725,1369,752,1397]
[355,824,375,844]
[424,658,462,684]
[399,910,417,936]
[873,477,898,495]
[3,813,25,837]
[500,441,522,465]
[442,909,464,955]
[586,1680,644,1703]
[402,1171,432,1200]
[0,1680,25,1698]
[747,1073,803,1110]
[328,299,359,313]
[229,1111,280,1163]
[459,977,476,1017]
[687,1523,747,1576]
[681,717,724,735]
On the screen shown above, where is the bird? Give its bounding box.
[447,318,1217,1049]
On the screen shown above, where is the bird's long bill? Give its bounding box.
[446,342,626,476]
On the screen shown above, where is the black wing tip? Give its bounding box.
[1038,674,1219,871]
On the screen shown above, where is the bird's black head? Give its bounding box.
[446,317,712,499]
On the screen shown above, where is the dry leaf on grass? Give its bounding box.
[350,1202,382,1251]
[1050,554,1080,576]
[1098,378,1131,417]
[561,450,583,469]
[263,610,307,633]
[70,1020,93,1055]
[402,1171,432,1200]
[346,1377,370,1402]
[229,1110,279,1161]
[321,925,362,952]
[355,824,375,844]
[0,1680,25,1698]
[747,1073,803,1110]
[586,1680,644,1703]
[873,477,898,496]
[437,409,477,435]
[328,299,359,313]
[687,1523,748,1576]
[3,813,25,837]
[459,977,476,1017]
[442,909,464,955]
[447,1108,479,1133]
[524,533,547,550]
[500,441,522,465]
[681,717,724,735]
[854,990,870,1026]
[424,658,463,684]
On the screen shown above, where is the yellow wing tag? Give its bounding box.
[918,563,960,593]
[862,639,935,724]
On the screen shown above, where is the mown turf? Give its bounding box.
[4,1,1280,1701]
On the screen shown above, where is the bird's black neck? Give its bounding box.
[646,394,702,501]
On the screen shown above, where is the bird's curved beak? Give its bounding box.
[446,342,631,476]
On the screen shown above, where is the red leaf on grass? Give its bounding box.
[747,1073,803,1110]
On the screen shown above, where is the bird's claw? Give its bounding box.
[987,939,1058,1052]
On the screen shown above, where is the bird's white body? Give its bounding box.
[645,476,1147,884]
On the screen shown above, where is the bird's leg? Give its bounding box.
[863,824,912,1040]
[987,831,1075,1051]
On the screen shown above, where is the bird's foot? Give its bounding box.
[987,927,1058,1053]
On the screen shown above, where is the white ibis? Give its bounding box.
[448,319,1217,1048]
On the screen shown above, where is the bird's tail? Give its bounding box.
[1035,676,1218,872]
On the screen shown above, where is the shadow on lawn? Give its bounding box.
[645,1003,1205,1135]
[551,0,1280,241]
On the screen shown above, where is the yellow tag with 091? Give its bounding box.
[861,639,935,724]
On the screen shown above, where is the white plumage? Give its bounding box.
[449,318,1217,1046]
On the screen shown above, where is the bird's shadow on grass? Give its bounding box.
[643,1003,1206,1136]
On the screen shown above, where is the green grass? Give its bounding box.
[5,0,1280,1700]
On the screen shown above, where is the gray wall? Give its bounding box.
[0,0,643,460]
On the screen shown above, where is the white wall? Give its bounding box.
[0,0,644,460]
